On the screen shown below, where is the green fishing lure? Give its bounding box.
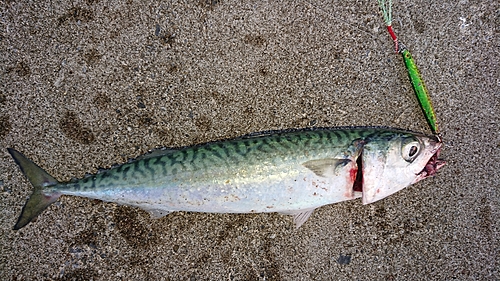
[377,0,440,134]
[399,46,439,134]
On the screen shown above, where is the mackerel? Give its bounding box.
[8,127,444,229]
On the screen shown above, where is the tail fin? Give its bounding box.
[7,148,62,230]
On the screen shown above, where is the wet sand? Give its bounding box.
[1,0,498,280]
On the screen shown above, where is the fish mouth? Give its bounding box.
[413,142,446,183]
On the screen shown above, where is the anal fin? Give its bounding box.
[146,209,171,219]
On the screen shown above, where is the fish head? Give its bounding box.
[360,132,444,204]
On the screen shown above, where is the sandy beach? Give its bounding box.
[1,0,498,279]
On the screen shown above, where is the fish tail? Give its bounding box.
[7,148,62,230]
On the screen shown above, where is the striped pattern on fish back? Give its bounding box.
[59,127,403,193]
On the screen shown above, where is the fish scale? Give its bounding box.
[8,126,444,229]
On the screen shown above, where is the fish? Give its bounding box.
[7,127,445,230]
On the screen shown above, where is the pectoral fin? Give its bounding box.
[303,158,351,178]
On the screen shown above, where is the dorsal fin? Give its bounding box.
[135,148,178,161]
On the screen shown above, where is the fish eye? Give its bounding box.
[401,139,421,162]
[409,145,418,157]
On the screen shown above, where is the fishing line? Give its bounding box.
[304,0,441,135]
[377,0,398,51]
[377,0,440,135]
